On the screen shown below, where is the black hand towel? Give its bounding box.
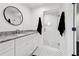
[37,17,42,35]
[58,12,65,36]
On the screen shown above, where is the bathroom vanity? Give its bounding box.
[0,30,41,56]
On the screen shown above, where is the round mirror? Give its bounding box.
[3,6,23,26]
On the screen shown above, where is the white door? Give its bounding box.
[43,14,61,49]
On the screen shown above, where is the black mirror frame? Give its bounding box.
[3,6,23,26]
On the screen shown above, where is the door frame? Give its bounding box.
[72,3,77,55]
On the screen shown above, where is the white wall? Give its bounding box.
[76,14,79,26]
[63,4,73,55]
[76,14,79,41]
[0,3,34,32]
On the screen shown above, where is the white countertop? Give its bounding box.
[0,30,38,43]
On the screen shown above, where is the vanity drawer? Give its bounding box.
[0,49,14,56]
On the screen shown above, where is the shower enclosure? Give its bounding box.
[40,10,62,55]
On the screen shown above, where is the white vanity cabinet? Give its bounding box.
[0,40,14,56]
[15,33,40,56]
[0,33,40,56]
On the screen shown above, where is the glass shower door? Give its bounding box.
[43,14,61,49]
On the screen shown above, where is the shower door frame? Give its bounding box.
[72,3,77,56]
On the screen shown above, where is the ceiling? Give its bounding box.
[22,3,63,9]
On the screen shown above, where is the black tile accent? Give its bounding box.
[77,41,79,56]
